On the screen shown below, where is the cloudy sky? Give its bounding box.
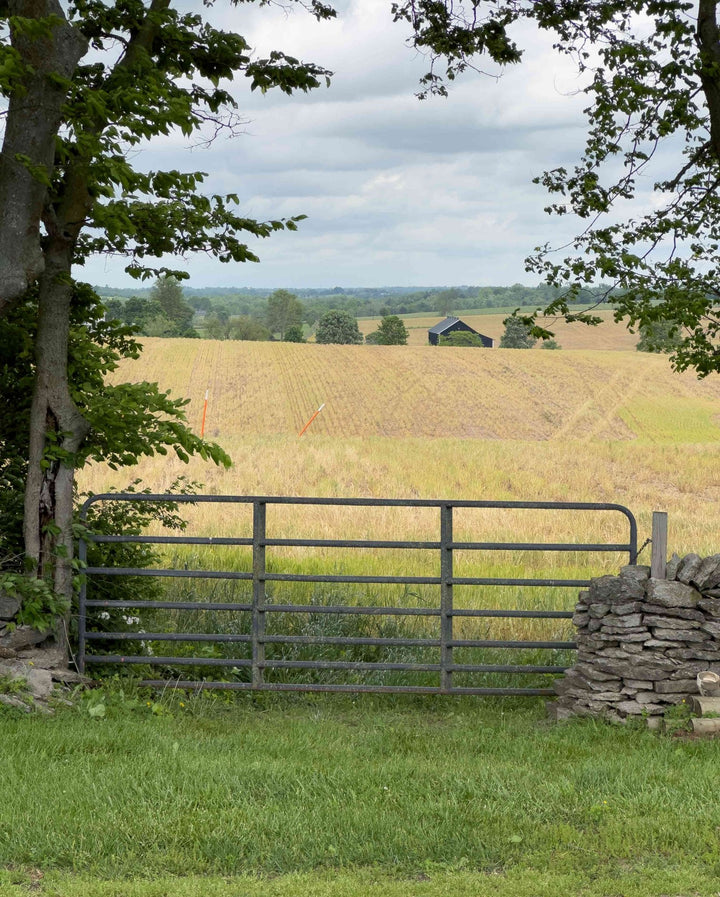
[81,0,595,290]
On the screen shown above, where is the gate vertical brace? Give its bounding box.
[651,511,668,579]
[252,501,267,689]
[440,504,453,692]
[77,532,87,674]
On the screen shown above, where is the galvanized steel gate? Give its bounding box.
[78,495,637,696]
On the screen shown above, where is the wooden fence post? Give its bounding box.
[650,511,668,579]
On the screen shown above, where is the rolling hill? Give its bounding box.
[106,338,720,443]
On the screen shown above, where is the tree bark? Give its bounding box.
[0,1,87,314]
[23,240,90,660]
[697,1,720,162]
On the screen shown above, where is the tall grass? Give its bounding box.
[80,436,720,559]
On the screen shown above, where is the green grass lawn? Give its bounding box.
[2,689,719,896]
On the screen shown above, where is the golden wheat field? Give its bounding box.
[80,337,720,564]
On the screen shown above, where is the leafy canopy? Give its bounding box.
[284,324,306,343]
[0,0,336,285]
[439,330,487,347]
[0,283,230,622]
[315,309,363,344]
[395,1,720,377]
[637,321,683,354]
[0,0,338,628]
[266,289,304,339]
[500,316,537,349]
[370,315,409,345]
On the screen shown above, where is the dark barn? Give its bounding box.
[428,316,494,347]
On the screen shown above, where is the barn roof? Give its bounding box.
[428,316,477,335]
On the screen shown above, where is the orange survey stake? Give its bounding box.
[200,389,209,437]
[298,403,325,437]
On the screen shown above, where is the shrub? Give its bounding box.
[439,331,487,347]
[500,317,537,348]
[77,479,198,662]
[636,321,683,353]
[315,310,363,344]
[371,315,409,345]
[284,324,306,343]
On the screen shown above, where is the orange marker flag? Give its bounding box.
[200,389,209,437]
[298,403,325,437]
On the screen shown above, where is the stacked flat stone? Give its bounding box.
[0,592,86,708]
[0,592,51,658]
[553,553,720,722]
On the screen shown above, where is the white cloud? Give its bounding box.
[77,1,605,289]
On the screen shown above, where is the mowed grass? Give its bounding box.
[3,694,720,896]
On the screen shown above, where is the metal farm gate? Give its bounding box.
[78,495,638,696]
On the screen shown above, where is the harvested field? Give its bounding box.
[99,338,720,442]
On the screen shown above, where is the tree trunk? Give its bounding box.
[23,242,90,662]
[17,0,169,665]
[0,1,87,313]
[697,1,720,162]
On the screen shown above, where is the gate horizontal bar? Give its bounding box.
[259,635,439,646]
[267,538,439,549]
[452,542,631,552]
[82,653,572,671]
[451,609,572,618]
[134,680,557,696]
[81,493,636,513]
[83,567,593,588]
[84,567,253,580]
[85,632,252,643]
[259,659,443,672]
[85,535,254,546]
[264,573,441,584]
[451,664,566,673]
[452,577,590,587]
[262,603,440,616]
[452,639,576,649]
[84,655,252,667]
[86,600,252,611]
[85,535,632,553]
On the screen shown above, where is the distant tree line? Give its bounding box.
[99,282,617,330]
[106,280,310,342]
[107,279,641,348]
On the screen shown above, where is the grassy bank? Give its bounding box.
[3,866,719,896]
[1,692,720,896]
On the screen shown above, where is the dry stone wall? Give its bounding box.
[553,553,720,721]
[0,592,85,711]
[0,594,52,658]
